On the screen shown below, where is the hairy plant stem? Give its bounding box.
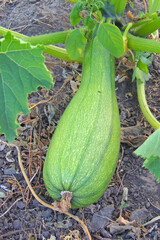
[127,33,160,54]
[136,78,160,129]
[27,30,73,45]
[0,26,72,44]
[0,140,92,240]
[123,23,133,53]
[44,45,82,62]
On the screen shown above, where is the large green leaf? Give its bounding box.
[97,23,124,58]
[0,32,53,142]
[134,128,160,182]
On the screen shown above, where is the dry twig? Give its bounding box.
[0,197,22,218]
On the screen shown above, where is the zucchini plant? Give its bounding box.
[0,0,160,210]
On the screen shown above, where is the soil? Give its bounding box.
[0,0,160,239]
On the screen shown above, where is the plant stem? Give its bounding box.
[136,78,160,129]
[0,26,83,62]
[123,23,133,39]
[0,26,71,44]
[0,26,29,40]
[28,30,72,45]
[44,45,82,63]
[123,23,133,53]
[127,33,160,54]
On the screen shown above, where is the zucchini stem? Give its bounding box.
[44,45,82,63]
[136,78,160,129]
[123,23,133,53]
[127,33,160,54]
[0,26,71,44]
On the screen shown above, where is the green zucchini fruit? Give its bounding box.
[43,36,120,209]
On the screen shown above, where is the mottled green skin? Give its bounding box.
[43,37,120,208]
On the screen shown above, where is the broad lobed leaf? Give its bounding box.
[0,32,53,142]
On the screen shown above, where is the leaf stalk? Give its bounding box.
[127,33,160,54]
[136,78,160,129]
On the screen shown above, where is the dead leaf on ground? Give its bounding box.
[116,215,135,225]
[121,125,151,148]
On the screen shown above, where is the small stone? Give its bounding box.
[25,214,30,221]
[57,214,63,222]
[0,159,3,167]
[16,201,25,209]
[0,223,3,228]
[153,58,160,70]
[3,182,11,189]
[8,222,12,228]
[129,207,149,224]
[43,232,50,238]
[0,190,6,198]
[146,202,151,208]
[76,211,82,219]
[33,198,39,207]
[91,205,114,232]
[37,211,42,218]
[125,231,136,240]
[109,222,132,235]
[13,219,21,229]
[3,219,8,227]
[104,189,111,198]
[0,143,5,151]
[100,229,112,238]
[46,217,53,222]
[42,209,52,218]
[4,167,16,175]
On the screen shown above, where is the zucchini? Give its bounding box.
[43,36,120,208]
